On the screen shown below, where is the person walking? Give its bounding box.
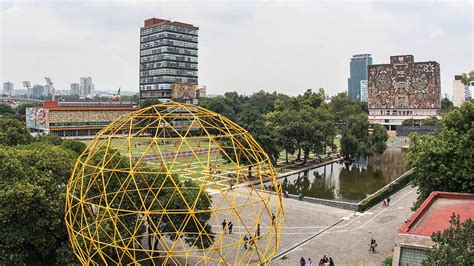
[307,258,313,266]
[228,221,233,234]
[386,196,391,207]
[257,223,261,237]
[329,258,334,266]
[243,235,248,249]
[222,220,227,234]
[271,213,276,225]
[369,238,377,252]
[300,257,306,266]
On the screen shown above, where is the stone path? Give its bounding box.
[271,184,418,266]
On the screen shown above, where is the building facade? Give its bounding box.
[70,83,80,95]
[139,18,199,101]
[80,77,94,96]
[348,54,372,101]
[31,84,45,99]
[368,55,441,132]
[2,82,14,96]
[360,80,368,102]
[26,101,137,137]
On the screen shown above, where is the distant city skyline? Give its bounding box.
[1,1,472,97]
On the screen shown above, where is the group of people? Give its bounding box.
[299,255,334,266]
[221,220,234,234]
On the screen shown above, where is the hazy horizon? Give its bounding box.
[1,0,473,97]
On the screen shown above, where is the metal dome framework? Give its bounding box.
[65,102,284,265]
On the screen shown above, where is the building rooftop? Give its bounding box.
[37,101,137,111]
[142,17,199,30]
[399,191,474,236]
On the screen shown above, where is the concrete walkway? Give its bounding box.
[272,184,418,266]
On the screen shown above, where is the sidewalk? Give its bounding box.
[272,184,418,265]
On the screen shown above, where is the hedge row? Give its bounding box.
[357,169,414,212]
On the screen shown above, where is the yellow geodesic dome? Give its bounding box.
[65,102,284,265]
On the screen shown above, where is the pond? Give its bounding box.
[278,148,407,203]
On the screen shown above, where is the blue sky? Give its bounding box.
[1,0,472,97]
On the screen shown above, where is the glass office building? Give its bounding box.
[348,54,372,101]
[139,18,199,101]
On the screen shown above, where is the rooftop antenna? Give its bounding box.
[44,77,55,101]
[22,81,31,99]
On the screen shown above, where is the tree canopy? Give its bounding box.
[407,102,474,208]
[423,213,474,265]
[0,116,33,146]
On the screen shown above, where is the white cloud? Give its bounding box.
[1,0,472,97]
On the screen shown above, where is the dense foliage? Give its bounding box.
[0,115,211,263]
[201,90,386,164]
[0,116,33,145]
[407,102,474,208]
[0,142,78,264]
[423,214,474,265]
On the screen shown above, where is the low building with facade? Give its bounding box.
[368,55,441,133]
[392,191,474,266]
[26,101,137,137]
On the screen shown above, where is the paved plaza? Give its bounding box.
[271,184,418,266]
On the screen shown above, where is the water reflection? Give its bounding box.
[280,148,406,202]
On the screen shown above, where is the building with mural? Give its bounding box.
[26,101,137,137]
[368,55,441,132]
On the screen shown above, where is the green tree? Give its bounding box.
[460,70,474,86]
[60,139,87,155]
[402,118,415,126]
[0,103,15,115]
[423,213,474,265]
[0,144,77,264]
[340,112,371,160]
[441,97,454,112]
[0,116,33,145]
[265,102,297,163]
[370,124,388,155]
[238,103,280,164]
[74,148,214,262]
[422,116,442,127]
[15,103,38,116]
[407,102,474,208]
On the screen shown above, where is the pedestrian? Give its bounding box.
[382,199,387,208]
[319,259,325,266]
[300,257,306,266]
[283,177,288,186]
[257,223,261,237]
[369,238,377,252]
[298,191,304,201]
[243,235,248,249]
[228,221,233,234]
[222,219,227,233]
[271,213,276,225]
[307,258,313,266]
[386,196,391,207]
[249,234,256,248]
[322,255,328,263]
[329,258,334,266]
